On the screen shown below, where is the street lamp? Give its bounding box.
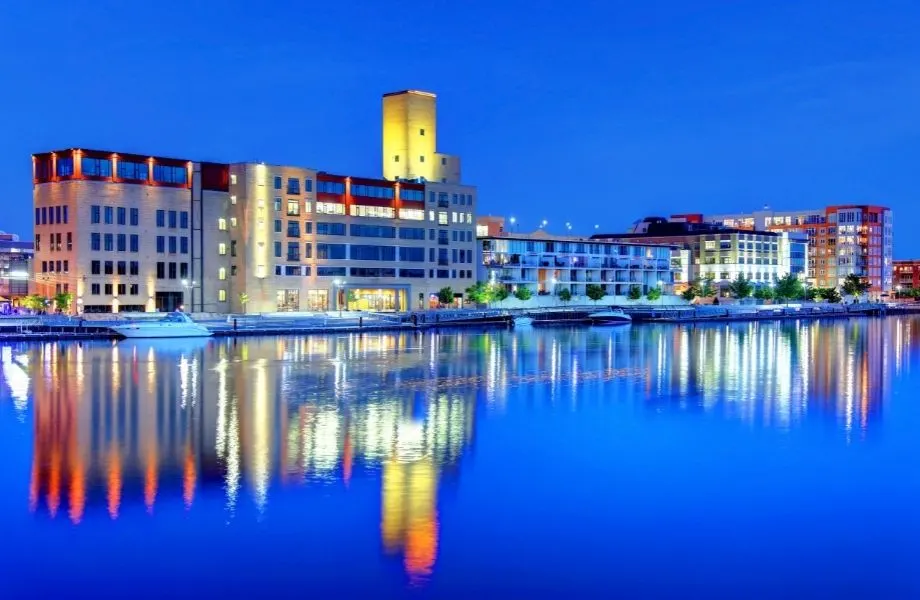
[333,279,344,317]
[509,216,516,232]
[540,219,548,229]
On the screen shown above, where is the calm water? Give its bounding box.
[1,319,919,598]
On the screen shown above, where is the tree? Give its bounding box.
[238,292,249,313]
[804,286,818,301]
[53,291,74,313]
[346,290,358,307]
[841,274,871,298]
[728,274,753,299]
[437,287,455,306]
[627,285,642,301]
[586,283,606,304]
[753,286,774,301]
[819,288,841,303]
[513,286,532,302]
[465,282,493,306]
[646,287,662,302]
[557,288,572,304]
[492,284,510,303]
[699,276,716,298]
[680,284,698,302]
[773,273,804,303]
[22,294,47,313]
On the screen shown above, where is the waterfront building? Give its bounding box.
[478,217,677,298]
[31,91,475,313]
[594,217,808,291]
[32,149,229,312]
[894,259,920,291]
[698,205,893,292]
[0,232,33,306]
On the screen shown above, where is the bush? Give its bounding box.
[514,286,532,301]
[586,283,605,303]
[627,285,642,300]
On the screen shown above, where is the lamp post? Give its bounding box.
[509,216,516,233]
[333,279,344,317]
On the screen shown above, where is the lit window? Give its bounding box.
[466,213,472,224]
[230,195,237,205]
[451,212,458,223]
[230,174,237,185]
[218,289,227,302]
[218,267,226,280]
[256,265,266,278]
[429,210,435,222]
[304,202,312,213]
[398,208,424,221]
[230,217,237,227]
[316,202,345,215]
[218,243,227,255]
[218,218,227,231]
[438,212,448,225]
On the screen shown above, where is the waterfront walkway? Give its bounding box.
[1,303,918,342]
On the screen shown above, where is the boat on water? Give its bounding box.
[588,309,632,326]
[513,316,534,327]
[110,311,212,339]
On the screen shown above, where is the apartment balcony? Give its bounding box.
[286,255,300,262]
[437,199,450,208]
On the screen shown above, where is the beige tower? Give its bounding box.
[382,90,461,184]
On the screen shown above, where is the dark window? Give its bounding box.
[305,178,313,192]
[350,267,396,278]
[103,233,114,252]
[284,266,300,276]
[156,210,165,227]
[180,237,188,254]
[399,268,425,278]
[168,263,177,279]
[103,206,113,224]
[81,157,112,177]
[91,283,101,295]
[90,205,100,224]
[316,243,346,259]
[180,263,188,278]
[286,242,300,262]
[34,208,39,226]
[129,284,139,295]
[287,221,301,237]
[91,260,101,275]
[156,236,165,253]
[34,234,39,252]
[399,188,424,201]
[130,208,139,226]
[129,261,139,275]
[55,206,62,223]
[274,241,282,257]
[168,211,177,228]
[350,245,396,261]
[304,221,312,234]
[104,261,114,275]
[316,222,346,236]
[350,224,396,238]
[56,157,74,177]
[153,164,187,185]
[117,234,126,252]
[63,260,69,273]
[317,266,347,277]
[316,180,345,194]
[303,243,312,259]
[400,247,425,262]
[117,160,147,181]
[180,211,189,229]
[116,207,126,225]
[91,233,101,251]
[104,284,113,295]
[275,219,282,233]
[117,261,126,275]
[168,236,177,254]
[66,232,72,251]
[117,283,126,296]
[129,234,139,252]
[287,178,300,195]
[156,262,165,279]
[274,176,282,190]
[230,240,237,257]
[40,207,47,225]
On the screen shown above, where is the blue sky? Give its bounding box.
[2,0,919,255]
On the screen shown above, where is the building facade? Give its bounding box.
[0,232,32,305]
[595,217,808,291]
[32,149,229,313]
[32,90,476,314]
[702,205,893,292]
[223,164,476,313]
[479,221,677,298]
[894,260,920,291]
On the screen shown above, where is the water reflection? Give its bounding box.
[4,317,919,584]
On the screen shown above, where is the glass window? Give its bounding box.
[156,210,165,227]
[168,236,177,254]
[117,160,147,181]
[91,205,101,224]
[316,243,346,259]
[274,241,282,257]
[117,261,126,275]
[274,219,282,233]
[316,222,346,236]
[168,210,177,228]
[287,178,300,195]
[218,242,227,255]
[130,208,139,226]
[91,233,101,251]
[130,261,139,275]
[104,206,113,224]
[180,237,189,254]
[180,211,189,229]
[103,233,113,252]
[129,235,139,252]
[116,207,126,225]
[157,236,166,253]
[153,164,187,185]
[305,178,313,192]
[117,234,126,252]
[287,200,300,216]
[56,157,74,177]
[81,157,112,177]
[287,221,301,237]
[274,176,282,190]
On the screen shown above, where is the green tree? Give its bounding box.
[646,287,662,302]
[680,284,698,302]
[841,274,871,298]
[627,285,642,301]
[465,282,493,305]
[238,292,249,313]
[513,286,532,302]
[22,294,47,313]
[753,286,774,301]
[586,283,606,304]
[492,284,510,303]
[728,274,753,299]
[820,287,842,303]
[53,291,74,313]
[773,273,805,303]
[437,287,455,306]
[345,290,358,308]
[804,286,818,301]
[557,288,572,304]
[699,276,716,298]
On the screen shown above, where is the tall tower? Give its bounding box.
[382,90,460,184]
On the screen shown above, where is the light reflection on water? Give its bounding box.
[1,317,919,596]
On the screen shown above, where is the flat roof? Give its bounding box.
[480,233,679,249]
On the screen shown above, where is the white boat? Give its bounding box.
[110,311,212,339]
[588,309,632,326]
[513,316,534,327]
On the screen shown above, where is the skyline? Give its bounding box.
[5,1,920,254]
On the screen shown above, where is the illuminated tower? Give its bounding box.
[382,90,461,184]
